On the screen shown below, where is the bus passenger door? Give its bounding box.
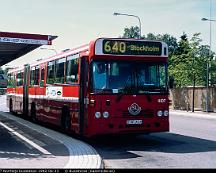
[79,56,88,136]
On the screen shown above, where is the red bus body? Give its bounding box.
[7,38,169,137]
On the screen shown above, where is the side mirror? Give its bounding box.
[169,76,174,89]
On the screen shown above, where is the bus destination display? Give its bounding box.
[102,39,162,56]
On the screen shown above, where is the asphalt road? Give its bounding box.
[87,113,216,168]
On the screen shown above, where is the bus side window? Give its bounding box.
[17,71,23,86]
[40,67,45,87]
[47,61,55,84]
[55,57,66,84]
[30,66,39,86]
[8,73,15,88]
[66,54,79,83]
[30,67,35,86]
[35,65,40,85]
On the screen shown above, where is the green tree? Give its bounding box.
[168,33,191,87]
[201,45,216,86]
[122,26,140,39]
[144,33,157,40]
[210,60,216,85]
[156,34,178,56]
[188,33,204,86]
[169,33,213,87]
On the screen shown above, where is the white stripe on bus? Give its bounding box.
[7,94,80,103]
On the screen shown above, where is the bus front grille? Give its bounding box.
[122,109,154,117]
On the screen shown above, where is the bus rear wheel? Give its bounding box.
[9,99,13,113]
[61,107,71,133]
[31,103,37,123]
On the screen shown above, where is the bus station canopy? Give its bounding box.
[0,31,57,66]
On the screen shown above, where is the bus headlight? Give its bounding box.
[157,110,163,117]
[103,111,109,118]
[164,110,169,116]
[95,112,101,118]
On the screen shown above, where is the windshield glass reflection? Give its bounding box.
[91,61,167,94]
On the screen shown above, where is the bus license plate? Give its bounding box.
[126,120,143,125]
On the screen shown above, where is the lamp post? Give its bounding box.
[40,47,58,54]
[201,0,216,112]
[113,12,142,39]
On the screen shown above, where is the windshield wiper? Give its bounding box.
[116,86,135,102]
[122,86,136,94]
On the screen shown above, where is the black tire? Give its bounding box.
[61,107,71,133]
[31,103,37,123]
[9,99,13,113]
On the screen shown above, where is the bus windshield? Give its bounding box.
[91,60,168,94]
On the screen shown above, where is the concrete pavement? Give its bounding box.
[170,109,216,120]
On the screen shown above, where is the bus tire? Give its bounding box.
[9,99,13,113]
[31,103,37,123]
[61,106,71,133]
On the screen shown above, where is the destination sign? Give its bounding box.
[102,39,162,56]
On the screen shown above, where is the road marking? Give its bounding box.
[0,151,40,156]
[0,121,51,155]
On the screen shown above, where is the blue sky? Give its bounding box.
[1,0,216,67]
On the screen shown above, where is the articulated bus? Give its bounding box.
[7,38,169,137]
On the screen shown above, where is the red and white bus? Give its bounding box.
[7,38,169,137]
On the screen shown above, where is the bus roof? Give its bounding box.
[7,44,89,73]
